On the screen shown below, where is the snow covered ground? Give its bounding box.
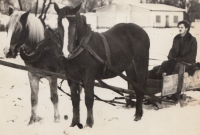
[0,27,200,135]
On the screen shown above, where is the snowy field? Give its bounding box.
[0,27,200,135]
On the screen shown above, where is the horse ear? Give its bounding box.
[9,7,14,16]
[54,3,60,13]
[20,11,30,21]
[73,3,82,14]
[82,15,87,24]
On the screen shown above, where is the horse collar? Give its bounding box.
[66,28,92,60]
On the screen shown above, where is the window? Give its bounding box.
[156,15,161,23]
[174,16,178,23]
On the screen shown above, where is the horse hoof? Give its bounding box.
[134,116,141,121]
[54,115,60,123]
[70,123,77,127]
[77,123,83,129]
[54,118,60,123]
[70,119,80,127]
[28,116,42,125]
[84,124,93,128]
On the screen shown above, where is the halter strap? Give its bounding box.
[97,33,111,79]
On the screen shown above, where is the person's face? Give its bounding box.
[178,24,188,35]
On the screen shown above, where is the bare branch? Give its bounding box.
[38,0,47,26]
[39,0,46,19]
[35,0,39,16]
[18,0,23,11]
[43,0,52,21]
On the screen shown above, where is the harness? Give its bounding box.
[65,14,112,76]
[20,27,63,62]
[97,33,111,78]
[66,25,112,79]
[64,18,174,103]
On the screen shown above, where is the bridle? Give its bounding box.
[20,27,63,62]
[21,14,78,62]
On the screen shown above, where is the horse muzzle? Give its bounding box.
[3,46,18,58]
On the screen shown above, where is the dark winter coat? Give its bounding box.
[168,32,197,65]
[154,32,198,76]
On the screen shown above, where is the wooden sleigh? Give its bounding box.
[147,63,200,98]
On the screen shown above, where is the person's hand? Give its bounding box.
[176,57,182,62]
[168,56,176,61]
[168,56,176,60]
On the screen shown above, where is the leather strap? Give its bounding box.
[66,28,92,60]
[98,33,111,65]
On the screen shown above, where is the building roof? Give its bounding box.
[112,0,140,4]
[94,3,185,12]
[132,4,185,12]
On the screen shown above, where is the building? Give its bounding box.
[94,3,185,28]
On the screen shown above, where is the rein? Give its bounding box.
[97,33,111,78]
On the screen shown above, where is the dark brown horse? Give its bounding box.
[3,9,66,124]
[54,3,150,128]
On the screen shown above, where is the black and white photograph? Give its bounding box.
[0,0,200,134]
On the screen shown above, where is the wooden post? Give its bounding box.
[161,73,166,97]
[35,0,39,17]
[177,63,185,94]
[18,0,23,11]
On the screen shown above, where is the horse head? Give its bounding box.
[4,9,30,58]
[3,8,45,61]
[54,3,87,54]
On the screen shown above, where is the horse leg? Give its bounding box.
[84,69,96,128]
[133,57,148,121]
[68,80,81,127]
[28,72,42,125]
[125,63,137,106]
[46,76,60,123]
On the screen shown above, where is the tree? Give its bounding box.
[67,0,112,12]
[0,0,112,15]
[188,2,200,22]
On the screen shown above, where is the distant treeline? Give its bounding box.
[0,0,200,22]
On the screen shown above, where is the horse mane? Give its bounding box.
[80,15,87,27]
[7,11,44,44]
[77,14,91,35]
